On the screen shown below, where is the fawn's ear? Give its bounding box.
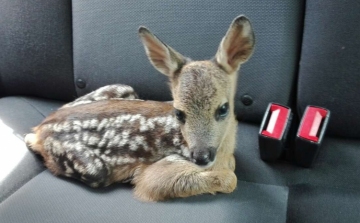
[215,15,255,74]
[139,27,187,77]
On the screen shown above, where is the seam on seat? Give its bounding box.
[18,97,47,118]
[0,169,47,206]
[0,96,49,205]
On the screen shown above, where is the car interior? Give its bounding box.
[1,0,360,222]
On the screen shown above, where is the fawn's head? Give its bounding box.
[139,15,255,167]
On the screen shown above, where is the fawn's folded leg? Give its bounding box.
[132,155,237,201]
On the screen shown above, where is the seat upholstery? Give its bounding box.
[0,97,63,202]
[0,170,288,223]
[297,0,360,138]
[0,0,76,101]
[1,0,360,222]
[72,0,304,123]
[1,121,360,222]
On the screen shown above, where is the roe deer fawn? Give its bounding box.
[25,15,255,201]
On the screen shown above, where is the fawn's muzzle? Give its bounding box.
[190,147,215,166]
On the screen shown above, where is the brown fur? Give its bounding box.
[26,15,255,201]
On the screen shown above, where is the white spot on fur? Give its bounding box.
[43,137,53,151]
[173,137,180,146]
[74,134,80,141]
[62,122,71,132]
[62,141,75,150]
[104,129,116,139]
[83,150,91,158]
[181,145,191,158]
[88,135,100,146]
[129,114,141,123]
[74,161,86,174]
[64,161,74,174]
[50,140,63,155]
[53,123,62,132]
[82,120,91,129]
[90,119,99,128]
[110,157,117,166]
[75,142,85,151]
[82,132,90,142]
[100,155,111,163]
[119,131,130,147]
[164,155,186,163]
[146,119,155,130]
[94,158,103,168]
[98,137,107,148]
[108,134,120,147]
[129,143,138,151]
[134,135,149,151]
[97,119,108,131]
[66,153,74,160]
[72,120,82,131]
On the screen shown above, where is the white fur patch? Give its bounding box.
[88,135,100,146]
[164,154,186,163]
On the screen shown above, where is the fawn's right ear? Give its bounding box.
[215,15,255,74]
[139,27,187,77]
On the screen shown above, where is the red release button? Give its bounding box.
[298,107,328,142]
[261,104,290,139]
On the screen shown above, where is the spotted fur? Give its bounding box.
[26,15,255,201]
[61,84,139,109]
[27,99,189,187]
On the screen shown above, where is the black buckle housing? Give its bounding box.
[258,103,293,161]
[294,106,331,168]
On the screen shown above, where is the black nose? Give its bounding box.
[191,148,215,166]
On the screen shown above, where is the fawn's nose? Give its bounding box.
[191,148,215,166]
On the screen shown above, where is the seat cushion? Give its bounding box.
[0,171,288,223]
[0,96,64,202]
[1,120,360,222]
[287,185,360,223]
[235,123,360,191]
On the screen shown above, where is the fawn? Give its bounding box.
[25,15,255,201]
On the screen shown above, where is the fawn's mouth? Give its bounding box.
[202,160,216,169]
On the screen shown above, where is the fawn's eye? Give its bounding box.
[216,102,229,120]
[174,109,186,124]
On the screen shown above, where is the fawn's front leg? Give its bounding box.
[61,84,139,108]
[133,155,237,202]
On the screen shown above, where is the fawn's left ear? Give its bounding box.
[138,27,187,78]
[215,15,255,74]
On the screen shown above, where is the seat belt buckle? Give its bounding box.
[258,103,293,161]
[294,106,330,168]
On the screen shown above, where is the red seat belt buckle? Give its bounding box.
[295,106,330,167]
[259,103,293,161]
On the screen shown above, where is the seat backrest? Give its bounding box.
[298,0,360,138]
[72,0,305,122]
[0,0,76,101]
[0,0,305,123]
